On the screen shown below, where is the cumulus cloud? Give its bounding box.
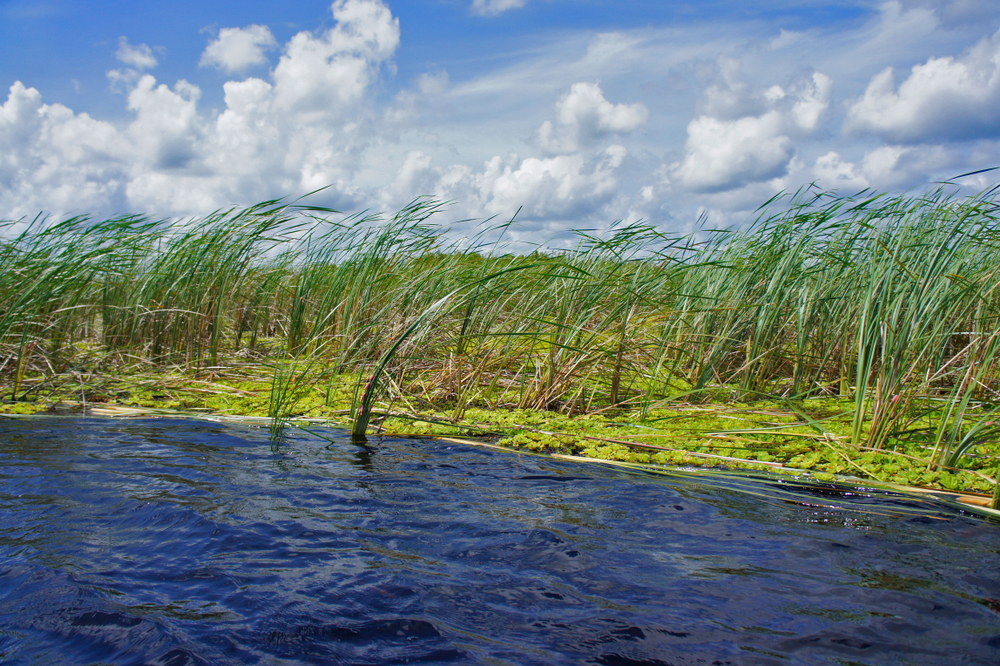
[379,79,641,225]
[471,0,526,17]
[272,0,399,115]
[107,37,161,90]
[812,144,953,191]
[813,151,868,191]
[673,68,831,192]
[673,112,792,192]
[8,0,1000,236]
[0,82,127,217]
[1,0,402,218]
[481,145,628,218]
[179,0,401,209]
[697,57,766,120]
[791,73,833,131]
[200,25,278,73]
[126,75,203,171]
[115,36,158,70]
[380,145,630,225]
[846,28,1000,142]
[534,82,648,154]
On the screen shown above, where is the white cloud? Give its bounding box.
[379,150,437,208]
[812,151,869,191]
[482,145,628,218]
[328,0,400,60]
[846,28,1000,142]
[272,0,399,115]
[534,81,648,154]
[673,68,831,192]
[139,0,399,213]
[108,37,161,91]
[673,112,792,192]
[200,25,278,73]
[792,72,833,131]
[8,0,1000,237]
[126,75,203,171]
[812,144,953,192]
[115,36,158,70]
[697,57,766,120]
[379,145,630,226]
[2,0,402,218]
[379,78,641,226]
[212,77,276,174]
[0,82,126,217]
[471,0,526,17]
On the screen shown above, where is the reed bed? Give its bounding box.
[2,186,1000,495]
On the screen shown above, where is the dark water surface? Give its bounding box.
[1,418,998,665]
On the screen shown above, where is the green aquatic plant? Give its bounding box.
[351,292,457,441]
[2,185,1000,497]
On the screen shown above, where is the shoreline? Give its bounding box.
[5,396,998,521]
[4,187,1000,515]
[3,365,997,517]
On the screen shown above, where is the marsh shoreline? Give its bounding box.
[3,364,998,518]
[3,187,1000,510]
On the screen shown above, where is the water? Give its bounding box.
[0,418,998,665]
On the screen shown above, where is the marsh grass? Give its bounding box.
[3,185,1000,495]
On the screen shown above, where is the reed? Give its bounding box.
[2,185,999,485]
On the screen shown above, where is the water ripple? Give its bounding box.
[0,417,998,665]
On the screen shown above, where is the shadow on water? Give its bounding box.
[0,417,998,665]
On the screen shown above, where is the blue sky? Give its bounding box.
[3,0,1000,240]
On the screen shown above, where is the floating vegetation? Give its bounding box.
[2,186,1000,504]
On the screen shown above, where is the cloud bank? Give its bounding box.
[673,70,832,192]
[2,0,1000,238]
[846,28,1000,142]
[2,0,401,218]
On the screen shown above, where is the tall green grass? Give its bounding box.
[2,185,1000,472]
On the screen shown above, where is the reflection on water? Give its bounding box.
[0,417,998,665]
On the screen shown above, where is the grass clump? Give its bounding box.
[2,185,1000,502]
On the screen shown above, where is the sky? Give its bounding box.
[3,0,1000,242]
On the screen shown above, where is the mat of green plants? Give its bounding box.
[2,187,999,509]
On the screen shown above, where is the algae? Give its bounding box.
[4,362,996,499]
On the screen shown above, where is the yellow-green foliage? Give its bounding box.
[2,365,997,494]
